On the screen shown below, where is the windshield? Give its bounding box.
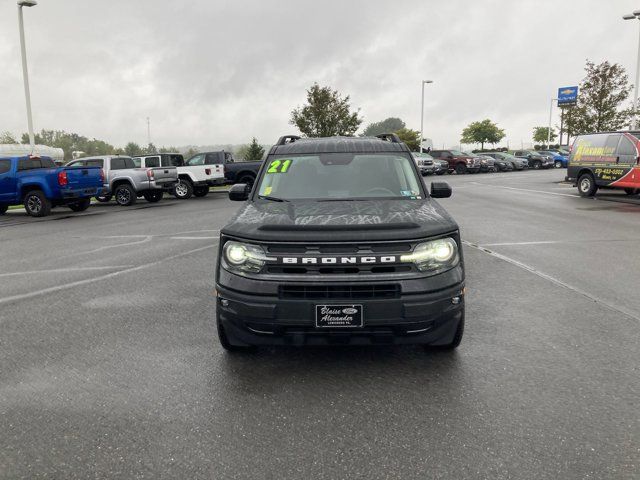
[449,150,465,156]
[414,153,434,160]
[256,153,423,201]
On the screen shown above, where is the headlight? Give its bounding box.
[222,240,274,274]
[400,238,459,274]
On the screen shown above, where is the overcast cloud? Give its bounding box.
[1,0,638,149]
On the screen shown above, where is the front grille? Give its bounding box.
[267,265,412,275]
[264,241,416,276]
[280,284,400,300]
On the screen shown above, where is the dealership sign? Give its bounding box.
[558,86,578,106]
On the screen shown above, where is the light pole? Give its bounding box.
[17,0,37,151]
[623,10,640,129]
[548,98,557,147]
[420,80,433,152]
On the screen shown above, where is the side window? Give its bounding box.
[131,158,141,168]
[146,156,160,168]
[0,159,11,174]
[169,155,184,167]
[604,135,620,153]
[124,158,136,169]
[161,156,173,167]
[617,136,637,164]
[186,154,205,166]
[111,158,125,170]
[86,159,104,167]
[68,161,85,167]
[205,153,222,165]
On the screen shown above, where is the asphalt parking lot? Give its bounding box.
[1,169,639,479]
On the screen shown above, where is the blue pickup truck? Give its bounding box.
[0,156,104,217]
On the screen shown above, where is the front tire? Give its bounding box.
[0,204,8,215]
[173,180,193,199]
[455,163,467,175]
[624,188,638,195]
[143,190,163,203]
[23,190,51,217]
[533,161,542,169]
[193,186,209,197]
[114,184,137,206]
[554,161,563,168]
[578,173,598,197]
[68,198,91,212]
[238,174,256,187]
[95,195,112,203]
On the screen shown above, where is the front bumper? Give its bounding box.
[215,280,465,347]
[420,166,436,175]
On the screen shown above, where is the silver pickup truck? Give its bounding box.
[66,155,178,206]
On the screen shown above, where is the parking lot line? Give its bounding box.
[0,266,134,278]
[470,182,580,198]
[0,243,218,308]
[463,240,640,323]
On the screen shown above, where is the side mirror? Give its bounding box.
[430,181,452,198]
[229,183,250,201]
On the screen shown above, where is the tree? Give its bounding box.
[362,117,406,137]
[565,60,636,135]
[532,126,557,146]
[184,147,199,159]
[124,142,143,157]
[159,146,178,153]
[394,127,421,151]
[290,83,363,137]
[243,137,265,161]
[145,143,158,154]
[460,119,505,150]
[0,131,17,144]
[19,129,116,161]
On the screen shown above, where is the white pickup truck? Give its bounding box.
[133,153,225,199]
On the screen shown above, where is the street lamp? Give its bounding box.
[17,0,37,150]
[548,98,557,147]
[623,10,640,130]
[420,80,433,152]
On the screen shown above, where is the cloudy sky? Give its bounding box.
[1,0,638,149]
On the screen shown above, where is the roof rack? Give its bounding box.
[375,133,401,143]
[276,135,301,146]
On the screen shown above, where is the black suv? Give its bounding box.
[215,134,465,351]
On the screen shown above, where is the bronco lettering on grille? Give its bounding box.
[279,256,397,265]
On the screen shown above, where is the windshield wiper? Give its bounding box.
[258,195,289,202]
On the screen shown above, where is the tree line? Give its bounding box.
[288,59,638,150]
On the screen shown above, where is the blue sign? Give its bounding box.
[558,86,578,106]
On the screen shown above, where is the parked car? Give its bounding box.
[0,155,103,217]
[513,150,553,169]
[412,152,436,175]
[67,155,177,206]
[484,152,527,170]
[217,133,465,351]
[466,152,496,173]
[478,153,513,171]
[133,153,223,199]
[566,131,640,197]
[430,150,481,174]
[537,150,569,168]
[433,158,449,175]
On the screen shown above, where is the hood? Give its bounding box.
[221,199,459,242]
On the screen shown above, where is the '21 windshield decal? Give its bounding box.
[267,159,292,173]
